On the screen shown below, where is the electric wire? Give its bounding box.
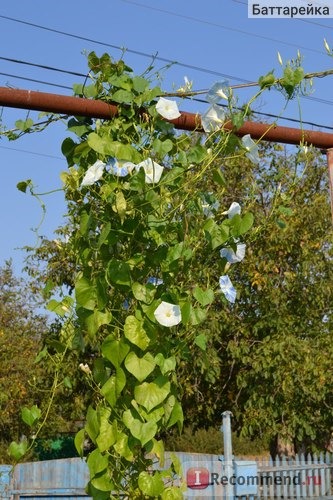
[0,17,332,128]
[0,56,86,78]
[188,95,333,130]
[2,12,333,112]
[0,13,326,84]
[0,144,63,160]
[3,52,333,110]
[119,0,327,56]
[0,72,72,90]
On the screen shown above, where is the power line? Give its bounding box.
[1,14,333,113]
[0,72,72,90]
[3,49,333,110]
[0,144,63,160]
[0,14,313,84]
[120,0,326,56]
[0,56,86,78]
[1,15,333,108]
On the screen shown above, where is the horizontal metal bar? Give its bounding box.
[1,87,333,149]
[10,488,88,495]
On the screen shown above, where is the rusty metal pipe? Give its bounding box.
[1,86,333,150]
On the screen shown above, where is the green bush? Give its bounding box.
[165,426,269,456]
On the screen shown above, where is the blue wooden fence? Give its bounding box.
[255,452,333,499]
[1,413,332,498]
[1,451,332,499]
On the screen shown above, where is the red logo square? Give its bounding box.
[187,467,210,489]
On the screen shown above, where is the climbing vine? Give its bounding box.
[1,47,323,498]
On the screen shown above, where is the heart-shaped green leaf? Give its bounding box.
[8,439,28,460]
[123,410,157,446]
[124,352,156,382]
[21,405,41,427]
[134,376,170,412]
[138,471,164,497]
[124,316,150,350]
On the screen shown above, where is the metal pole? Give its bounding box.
[327,148,333,225]
[1,87,333,148]
[221,411,234,499]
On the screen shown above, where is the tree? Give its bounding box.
[0,261,46,458]
[216,145,333,455]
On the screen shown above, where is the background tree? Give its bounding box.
[0,261,90,463]
[217,144,333,455]
[0,261,46,460]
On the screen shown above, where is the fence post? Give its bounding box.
[221,411,234,499]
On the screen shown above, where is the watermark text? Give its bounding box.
[248,1,333,18]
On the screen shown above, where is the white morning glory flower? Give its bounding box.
[156,97,181,120]
[242,134,260,164]
[147,277,164,286]
[154,301,182,327]
[201,104,226,133]
[107,158,135,177]
[222,202,241,218]
[136,158,164,184]
[206,80,229,104]
[219,275,237,304]
[81,160,106,187]
[220,243,246,264]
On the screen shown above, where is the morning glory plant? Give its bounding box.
[154,301,182,327]
[201,104,226,132]
[206,80,229,103]
[107,158,135,177]
[80,159,105,187]
[156,96,181,120]
[8,50,298,498]
[136,158,164,184]
[222,201,241,218]
[147,277,164,286]
[242,134,260,164]
[219,275,237,304]
[220,243,246,264]
[201,193,220,217]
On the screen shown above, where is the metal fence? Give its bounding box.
[1,452,332,499]
[254,452,333,499]
[0,412,332,498]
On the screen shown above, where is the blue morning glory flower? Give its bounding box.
[147,277,164,286]
[107,158,135,177]
[219,275,237,304]
[220,243,246,264]
[201,105,226,133]
[206,80,229,104]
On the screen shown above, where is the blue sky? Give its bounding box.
[1,0,333,274]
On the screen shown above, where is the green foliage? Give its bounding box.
[217,146,333,454]
[0,261,47,462]
[165,427,269,456]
